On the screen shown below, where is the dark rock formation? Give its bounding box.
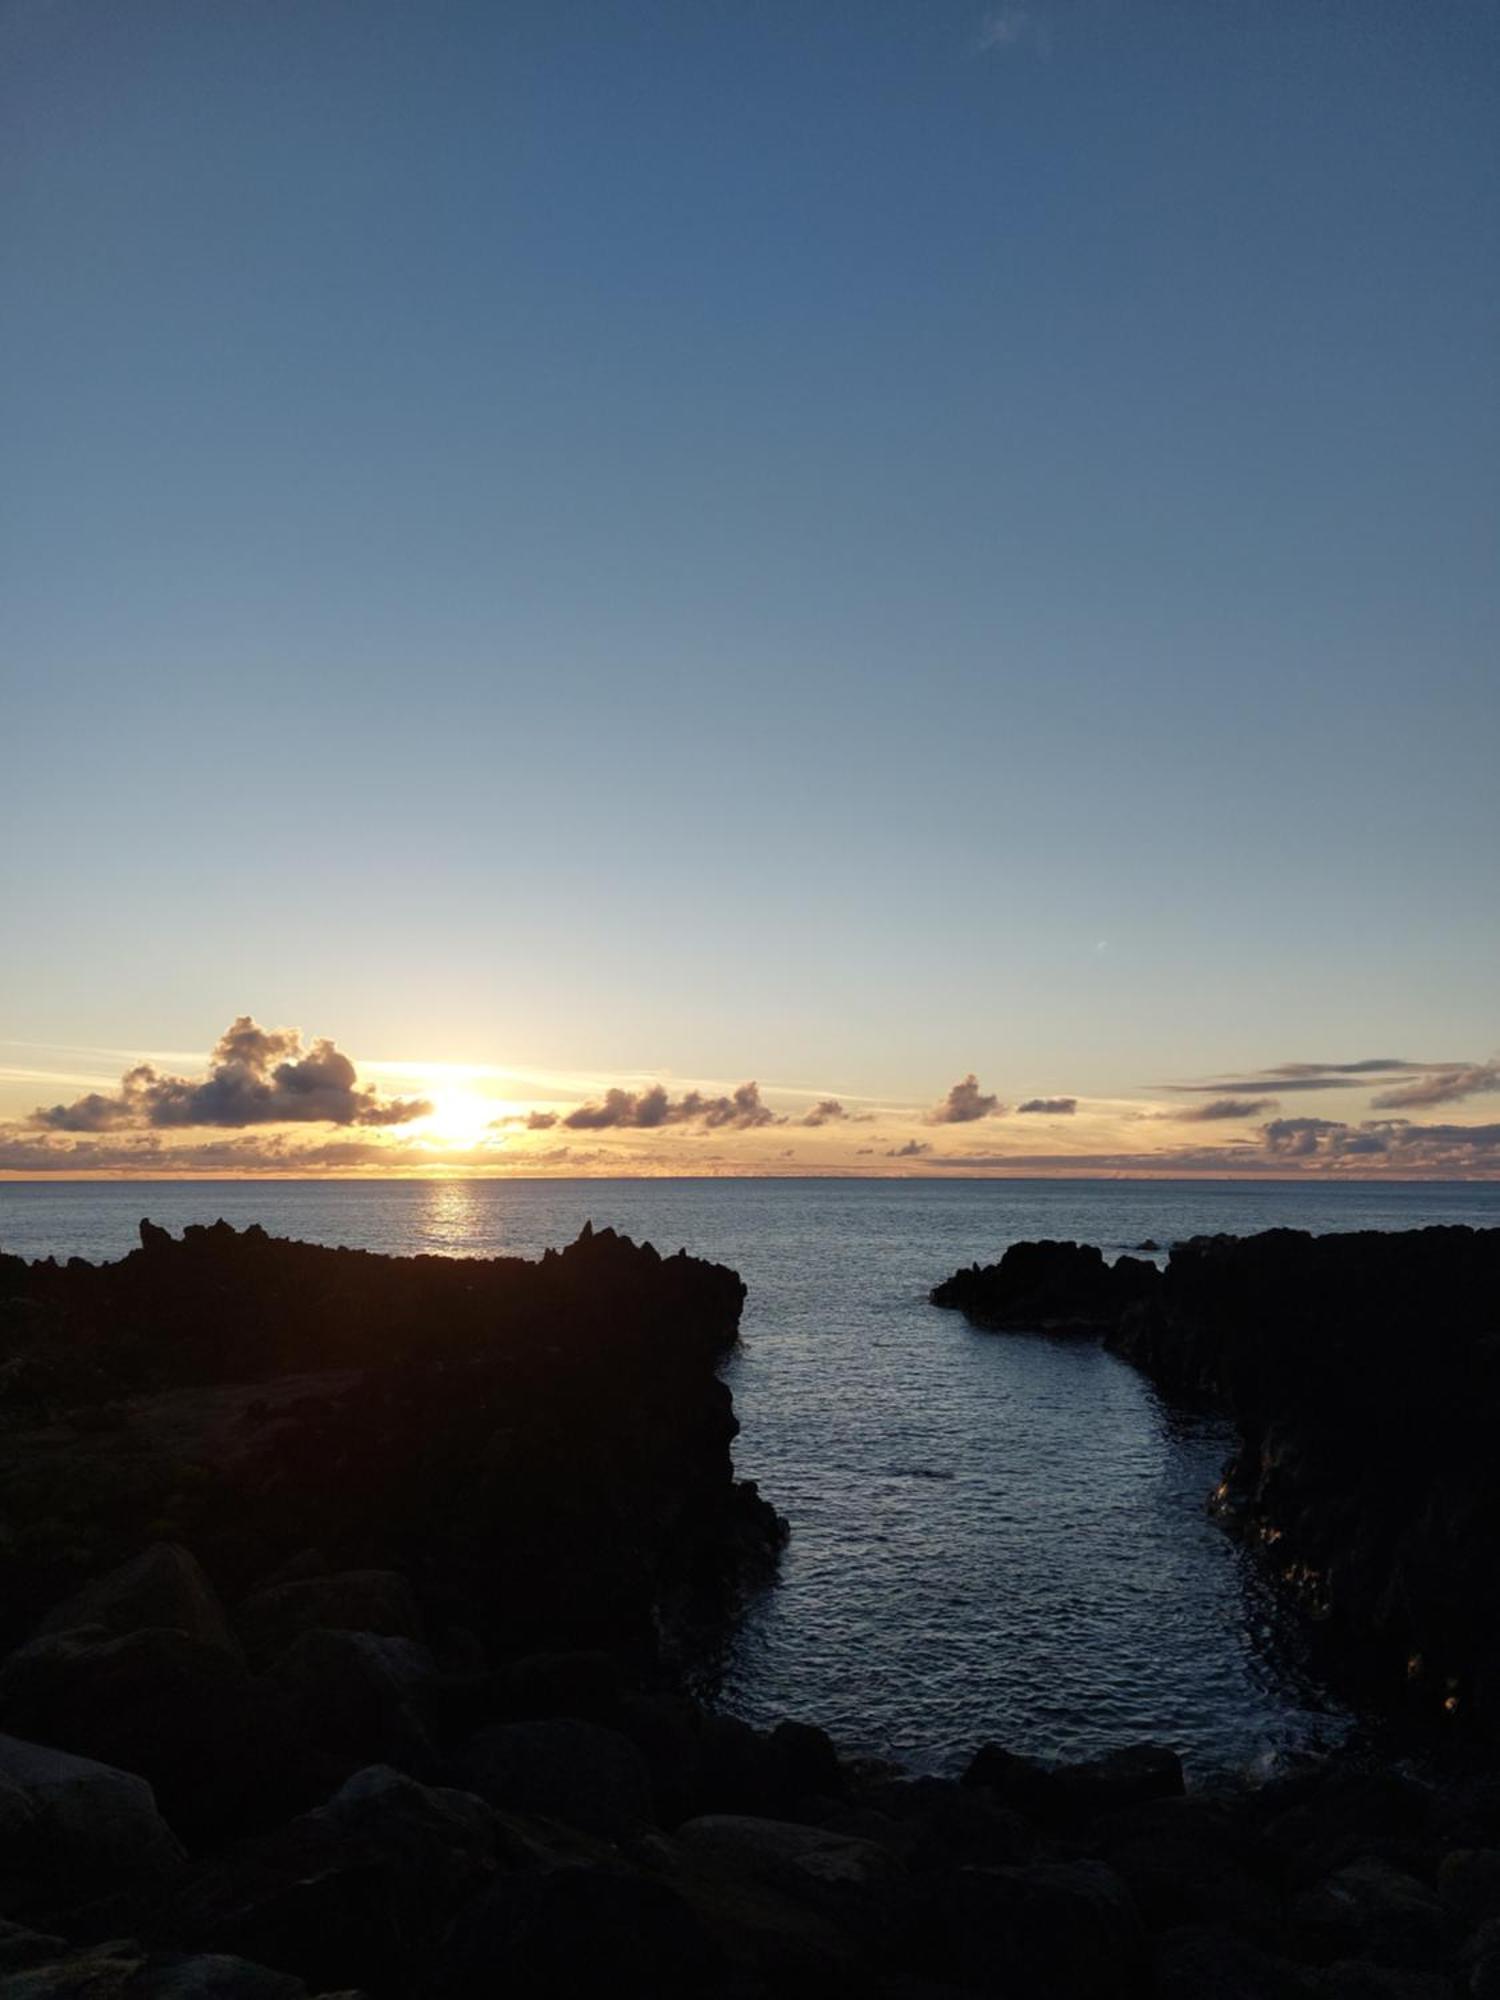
[0,1220,786,1667]
[4,1219,1500,1994]
[930,1240,1160,1334]
[934,1225,1500,1744]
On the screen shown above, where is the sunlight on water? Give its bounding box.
[5,1176,1498,1777]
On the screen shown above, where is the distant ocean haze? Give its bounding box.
[6,1175,1497,1778]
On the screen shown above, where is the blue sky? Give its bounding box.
[2,1,1496,1174]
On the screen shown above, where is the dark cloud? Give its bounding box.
[562,1080,779,1131]
[1178,1097,1278,1122]
[887,1139,931,1158]
[1371,1062,1500,1110]
[928,1075,1004,1124]
[1016,1097,1077,1116]
[1255,1115,1500,1170]
[525,1110,560,1130]
[1263,1116,1345,1158]
[30,1017,429,1132]
[800,1098,847,1127]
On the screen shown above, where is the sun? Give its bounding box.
[421,1088,504,1147]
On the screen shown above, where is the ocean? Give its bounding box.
[5,1174,1497,1780]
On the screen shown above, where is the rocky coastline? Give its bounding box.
[932,1227,1500,1748]
[0,1221,1498,1995]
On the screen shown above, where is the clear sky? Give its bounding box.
[2,0,1497,1177]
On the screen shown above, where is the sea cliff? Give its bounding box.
[933,1226,1500,1743]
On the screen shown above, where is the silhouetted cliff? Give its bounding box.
[0,1219,785,1666]
[934,1226,1500,1741]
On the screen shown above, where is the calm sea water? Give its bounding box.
[5,1175,1498,1780]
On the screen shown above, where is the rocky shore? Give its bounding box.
[1,1220,1498,1995]
[932,1227,1500,1749]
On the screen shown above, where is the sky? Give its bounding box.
[1,0,1497,1178]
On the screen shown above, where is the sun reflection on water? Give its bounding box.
[414,1179,495,1256]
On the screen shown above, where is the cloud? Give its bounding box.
[977,7,1041,53]
[29,1017,429,1132]
[887,1139,931,1158]
[928,1074,1004,1124]
[1262,1116,1345,1158]
[1259,1115,1500,1169]
[561,1080,779,1131]
[1178,1097,1278,1122]
[1167,1058,1470,1098]
[800,1098,848,1127]
[1266,1059,1426,1078]
[1016,1097,1077,1116]
[1370,1062,1500,1110]
[525,1110,560,1130]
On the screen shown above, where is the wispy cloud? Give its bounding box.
[976,7,1045,55]
[1370,1062,1500,1111]
[1176,1096,1278,1122]
[1164,1058,1468,1097]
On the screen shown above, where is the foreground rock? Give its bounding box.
[934,1226,1500,1743]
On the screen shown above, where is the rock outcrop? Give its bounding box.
[934,1225,1500,1743]
[930,1239,1161,1334]
[0,1219,786,1671]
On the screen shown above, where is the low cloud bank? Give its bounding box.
[30,1018,429,1132]
[562,1081,778,1131]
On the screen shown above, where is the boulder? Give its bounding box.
[0,1922,69,1975]
[1291,1859,1446,1971]
[1466,1918,1500,2000]
[765,1720,846,1805]
[0,1734,184,1910]
[1316,1964,1457,1999]
[857,1776,1035,1866]
[674,1814,903,1897]
[1436,1848,1500,1930]
[1093,1795,1281,1937]
[612,1695,707,1827]
[1257,1766,1435,1885]
[31,1547,237,1660]
[496,1651,623,1720]
[930,1858,1145,1999]
[960,1744,1067,1822]
[449,1720,654,1837]
[1052,1742,1185,1817]
[434,1864,725,1999]
[0,1944,311,1997]
[1152,1923,1318,1999]
[265,1631,436,1775]
[144,1768,500,1996]
[0,1628,295,1842]
[234,1577,421,1673]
